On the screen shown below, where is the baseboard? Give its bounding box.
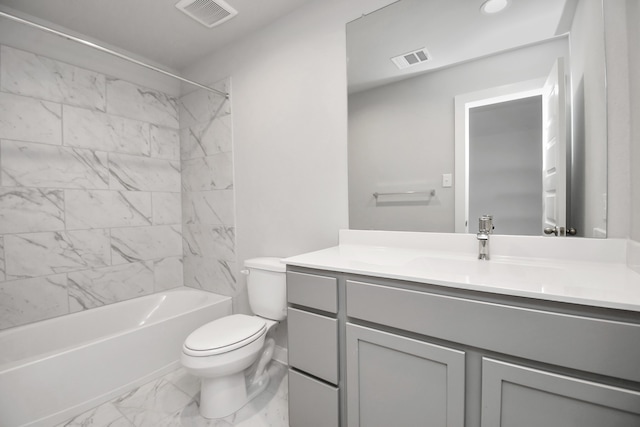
[273,345,288,366]
[628,239,640,274]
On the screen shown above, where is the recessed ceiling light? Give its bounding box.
[480,0,510,15]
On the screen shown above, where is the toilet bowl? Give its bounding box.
[181,257,286,419]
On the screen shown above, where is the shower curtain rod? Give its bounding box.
[0,10,229,99]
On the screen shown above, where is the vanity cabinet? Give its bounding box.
[286,270,341,427]
[346,278,640,427]
[286,266,640,427]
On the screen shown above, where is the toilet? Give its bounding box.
[181,257,286,419]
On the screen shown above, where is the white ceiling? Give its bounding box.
[0,0,316,70]
[347,0,571,93]
[0,0,574,89]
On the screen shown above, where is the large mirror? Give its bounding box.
[347,0,607,238]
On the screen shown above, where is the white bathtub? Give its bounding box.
[0,287,232,427]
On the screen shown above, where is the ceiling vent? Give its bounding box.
[391,48,431,70]
[175,0,238,28]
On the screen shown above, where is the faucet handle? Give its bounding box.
[478,215,494,234]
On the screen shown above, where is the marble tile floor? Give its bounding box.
[56,362,289,427]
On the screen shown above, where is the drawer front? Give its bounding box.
[347,280,640,382]
[287,271,338,313]
[288,307,339,384]
[289,369,339,427]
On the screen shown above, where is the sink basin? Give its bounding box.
[285,232,640,312]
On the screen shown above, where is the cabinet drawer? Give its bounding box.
[347,280,640,382]
[288,307,338,384]
[289,369,339,427]
[287,271,338,313]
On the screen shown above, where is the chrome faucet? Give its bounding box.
[477,215,494,260]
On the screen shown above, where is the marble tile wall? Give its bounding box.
[180,81,237,298]
[0,45,184,330]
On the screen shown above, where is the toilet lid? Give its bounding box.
[183,314,266,356]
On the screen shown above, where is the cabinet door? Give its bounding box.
[346,323,465,427]
[481,358,640,427]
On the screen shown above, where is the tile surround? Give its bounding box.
[153,192,183,225]
[183,190,236,226]
[111,225,183,265]
[1,139,110,189]
[0,236,5,281]
[182,153,234,192]
[0,45,106,111]
[68,261,155,312]
[179,82,230,130]
[180,113,233,160]
[0,92,62,145]
[180,84,237,302]
[106,78,179,128]
[0,274,69,328]
[0,44,235,331]
[4,229,111,279]
[0,187,65,234]
[150,125,181,160]
[109,152,181,192]
[183,225,236,261]
[65,190,152,230]
[154,257,185,291]
[63,105,151,156]
[183,256,237,295]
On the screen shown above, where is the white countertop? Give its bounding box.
[284,231,640,313]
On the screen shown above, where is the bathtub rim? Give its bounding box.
[0,287,231,373]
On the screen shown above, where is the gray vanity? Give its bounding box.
[284,232,640,427]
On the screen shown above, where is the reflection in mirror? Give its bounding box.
[347,0,607,238]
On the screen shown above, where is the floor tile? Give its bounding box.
[59,362,289,427]
[55,403,133,426]
[112,378,193,414]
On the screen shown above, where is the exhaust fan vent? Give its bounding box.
[391,48,431,70]
[176,0,238,28]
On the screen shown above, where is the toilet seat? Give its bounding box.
[183,314,267,357]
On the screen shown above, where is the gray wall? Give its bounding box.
[628,0,640,242]
[604,0,633,239]
[182,0,395,317]
[570,0,608,237]
[348,38,567,232]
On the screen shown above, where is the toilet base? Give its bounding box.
[198,338,276,419]
[200,372,246,419]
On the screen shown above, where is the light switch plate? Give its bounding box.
[442,173,452,188]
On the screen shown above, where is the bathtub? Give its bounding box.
[0,287,232,427]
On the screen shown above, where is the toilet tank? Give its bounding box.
[244,257,287,321]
